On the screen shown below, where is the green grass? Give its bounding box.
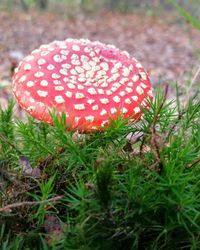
[169,0,200,30]
[0,87,200,249]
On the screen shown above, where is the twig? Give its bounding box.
[187,156,200,169]
[185,65,200,107]
[0,195,64,213]
[165,66,200,142]
[164,110,185,143]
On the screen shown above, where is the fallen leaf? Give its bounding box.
[19,156,41,177]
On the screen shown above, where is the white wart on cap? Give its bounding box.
[12,39,153,132]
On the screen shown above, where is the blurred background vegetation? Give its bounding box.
[0,0,200,19]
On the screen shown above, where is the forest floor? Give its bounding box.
[0,9,200,110]
[0,9,200,248]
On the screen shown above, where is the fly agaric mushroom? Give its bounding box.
[12,39,153,132]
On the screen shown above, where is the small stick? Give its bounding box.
[187,156,200,169]
[165,65,200,143]
[164,110,185,143]
[0,195,64,213]
[185,65,200,106]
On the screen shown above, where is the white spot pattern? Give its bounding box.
[52,73,61,79]
[60,69,68,76]
[55,86,64,91]
[67,83,75,89]
[37,90,48,97]
[100,109,107,116]
[136,86,144,95]
[139,72,147,80]
[13,39,152,132]
[131,96,138,101]
[75,93,85,99]
[74,104,85,110]
[53,55,62,63]
[24,64,31,70]
[87,99,95,105]
[125,98,131,104]
[65,91,72,97]
[72,45,80,51]
[106,90,112,95]
[119,91,126,97]
[27,106,36,112]
[122,108,128,114]
[55,96,65,104]
[88,88,97,95]
[110,108,117,114]
[134,107,140,114]
[40,80,48,86]
[100,98,109,104]
[113,96,121,103]
[19,75,26,82]
[92,105,98,110]
[140,83,147,89]
[132,75,139,82]
[47,64,55,70]
[85,116,94,122]
[27,81,34,87]
[38,58,46,65]
[34,71,44,78]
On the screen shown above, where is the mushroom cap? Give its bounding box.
[12,39,153,132]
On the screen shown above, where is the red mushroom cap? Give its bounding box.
[12,39,153,132]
